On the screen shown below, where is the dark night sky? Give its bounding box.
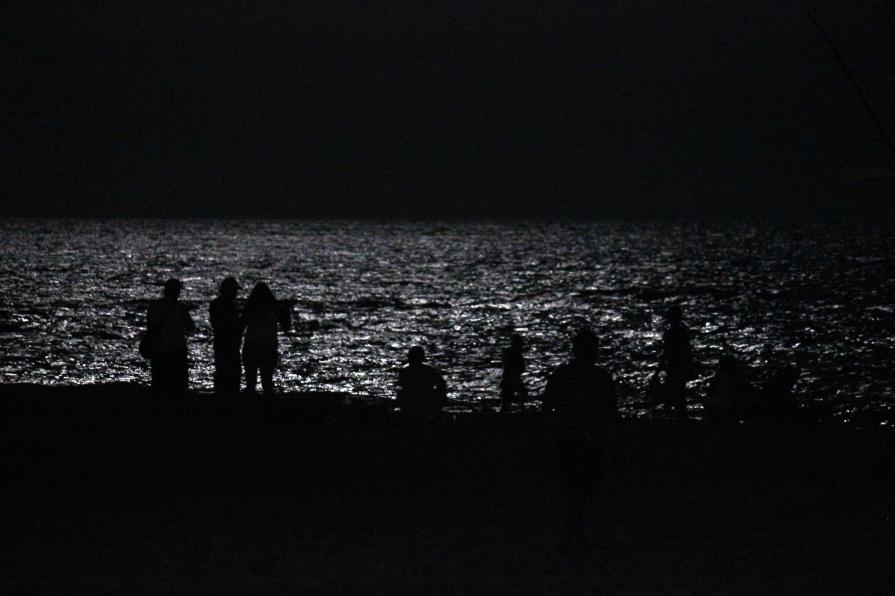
[3,1,893,219]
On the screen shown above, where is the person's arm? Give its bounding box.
[183,305,196,334]
[434,372,447,407]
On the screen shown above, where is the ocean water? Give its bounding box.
[1,219,893,423]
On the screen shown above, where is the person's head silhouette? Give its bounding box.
[572,328,599,363]
[163,278,182,300]
[219,277,240,300]
[510,333,524,350]
[407,345,426,366]
[666,304,683,325]
[248,282,276,305]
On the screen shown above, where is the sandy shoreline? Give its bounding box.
[3,383,893,593]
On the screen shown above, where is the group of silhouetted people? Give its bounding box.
[144,277,290,396]
[144,278,798,423]
[142,278,800,552]
[142,277,697,420]
[393,328,616,551]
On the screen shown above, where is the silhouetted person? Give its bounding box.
[241,282,291,395]
[210,276,242,394]
[658,305,694,416]
[704,354,757,421]
[500,333,528,412]
[541,328,616,552]
[706,355,801,423]
[761,365,800,421]
[396,346,447,424]
[146,278,196,394]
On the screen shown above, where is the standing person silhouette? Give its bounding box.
[500,333,527,412]
[241,282,290,395]
[396,346,447,424]
[659,305,694,416]
[209,276,242,394]
[541,328,616,552]
[146,278,196,395]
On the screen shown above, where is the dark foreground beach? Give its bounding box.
[3,385,892,594]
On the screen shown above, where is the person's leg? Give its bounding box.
[213,347,225,393]
[243,345,258,393]
[176,349,189,393]
[559,439,604,551]
[557,439,581,550]
[260,365,274,395]
[227,349,242,393]
[579,442,605,548]
[260,345,276,395]
[665,375,687,415]
[673,378,688,415]
[154,352,181,397]
[150,357,162,392]
[158,352,174,394]
[499,380,511,412]
[218,347,241,394]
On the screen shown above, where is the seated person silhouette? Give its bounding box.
[705,354,801,422]
[761,365,800,421]
[396,346,447,424]
[500,333,528,412]
[704,354,757,421]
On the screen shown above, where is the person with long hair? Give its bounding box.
[241,282,290,395]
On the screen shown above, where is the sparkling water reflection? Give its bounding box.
[0,220,892,423]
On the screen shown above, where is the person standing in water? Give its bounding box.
[500,333,528,412]
[241,282,291,396]
[541,327,617,552]
[209,276,242,394]
[658,304,694,416]
[146,278,196,394]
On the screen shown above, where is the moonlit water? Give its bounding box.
[1,219,892,423]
